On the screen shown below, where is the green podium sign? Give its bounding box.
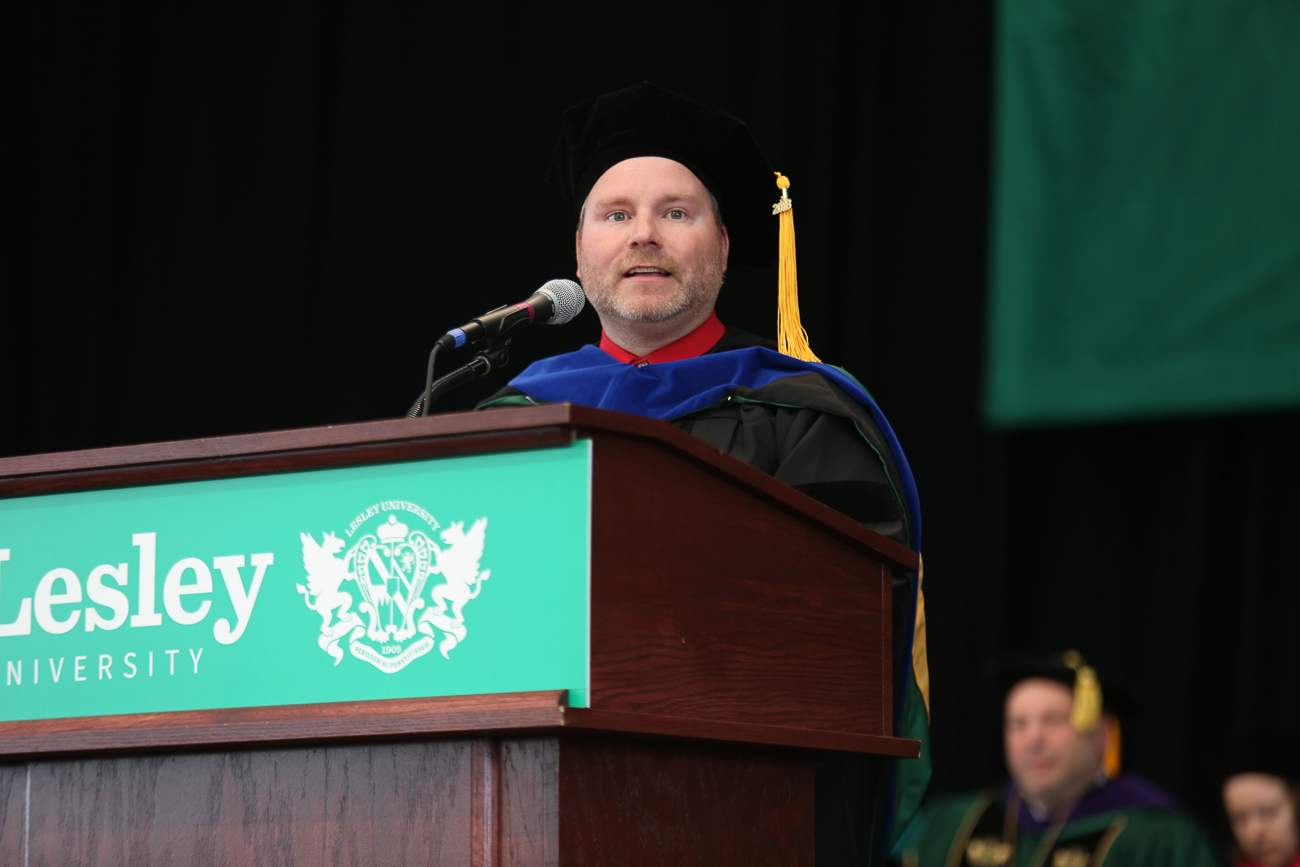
[0,442,592,722]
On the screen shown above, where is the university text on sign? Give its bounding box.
[0,533,269,686]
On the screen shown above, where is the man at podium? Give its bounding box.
[480,82,930,864]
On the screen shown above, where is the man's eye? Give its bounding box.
[607,212,628,222]
[666,209,686,220]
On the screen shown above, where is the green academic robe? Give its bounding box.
[904,785,1223,867]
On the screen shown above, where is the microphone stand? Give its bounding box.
[407,337,512,418]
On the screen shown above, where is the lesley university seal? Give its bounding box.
[297,501,490,673]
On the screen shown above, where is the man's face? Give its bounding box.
[576,156,729,326]
[1224,773,1300,867]
[1004,679,1106,809]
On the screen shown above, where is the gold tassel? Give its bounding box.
[773,172,820,362]
[1062,650,1103,734]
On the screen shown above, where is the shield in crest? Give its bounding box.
[352,515,435,642]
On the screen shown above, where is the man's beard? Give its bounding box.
[578,243,726,323]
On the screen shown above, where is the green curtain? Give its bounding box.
[985,0,1300,427]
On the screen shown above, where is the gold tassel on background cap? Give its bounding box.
[773,173,820,362]
[1062,650,1103,734]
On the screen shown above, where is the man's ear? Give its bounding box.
[720,225,730,271]
[574,229,583,280]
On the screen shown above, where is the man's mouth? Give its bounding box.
[623,266,672,277]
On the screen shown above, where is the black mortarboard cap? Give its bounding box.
[1214,732,1300,783]
[990,650,1140,721]
[546,82,776,268]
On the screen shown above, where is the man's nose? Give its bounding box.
[628,215,661,247]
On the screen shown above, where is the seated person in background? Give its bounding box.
[1222,754,1300,867]
[899,651,1221,866]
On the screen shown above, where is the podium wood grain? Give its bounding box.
[1,735,812,866]
[588,430,891,734]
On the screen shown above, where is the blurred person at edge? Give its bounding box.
[1223,771,1300,867]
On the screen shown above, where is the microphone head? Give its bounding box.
[536,279,586,325]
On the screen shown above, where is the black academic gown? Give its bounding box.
[483,326,910,546]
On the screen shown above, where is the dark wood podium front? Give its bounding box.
[0,405,918,866]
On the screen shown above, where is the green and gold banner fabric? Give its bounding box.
[986,0,1300,426]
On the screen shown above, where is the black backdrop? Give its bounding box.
[4,1,1298,839]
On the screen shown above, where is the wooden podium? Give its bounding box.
[0,405,918,866]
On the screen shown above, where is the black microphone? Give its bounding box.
[435,279,585,350]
